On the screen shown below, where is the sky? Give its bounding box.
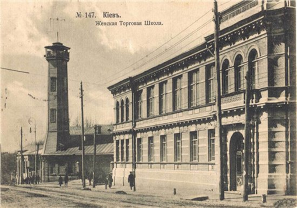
[1,0,237,152]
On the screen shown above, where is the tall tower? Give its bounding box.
[44,42,70,153]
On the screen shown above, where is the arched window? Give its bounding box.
[248,49,258,89]
[222,59,229,95]
[234,55,244,91]
[116,101,119,124]
[125,98,129,121]
[120,99,124,123]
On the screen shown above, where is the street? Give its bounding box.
[1,181,296,208]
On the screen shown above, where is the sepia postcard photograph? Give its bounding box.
[1,0,296,207]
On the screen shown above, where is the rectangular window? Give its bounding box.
[126,139,129,162]
[121,140,124,161]
[148,137,154,162]
[208,130,215,161]
[174,133,182,162]
[64,109,68,124]
[147,86,154,117]
[50,77,57,92]
[63,77,67,92]
[206,65,215,103]
[116,140,119,162]
[189,69,201,107]
[137,138,142,162]
[160,135,167,162]
[50,109,56,123]
[159,81,167,114]
[190,131,198,162]
[173,76,182,111]
[136,90,142,119]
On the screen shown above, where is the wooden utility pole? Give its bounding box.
[243,61,251,201]
[80,81,86,188]
[129,77,136,191]
[214,0,224,200]
[20,127,24,184]
[93,125,97,188]
[34,123,37,184]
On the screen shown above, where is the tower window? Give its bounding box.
[51,77,57,92]
[50,109,56,123]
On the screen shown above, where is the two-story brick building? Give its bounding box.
[108,0,296,196]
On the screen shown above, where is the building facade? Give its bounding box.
[108,0,296,195]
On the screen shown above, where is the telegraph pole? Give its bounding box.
[20,127,24,184]
[80,81,86,188]
[243,61,251,201]
[129,77,136,191]
[93,125,97,188]
[34,123,37,184]
[214,0,224,200]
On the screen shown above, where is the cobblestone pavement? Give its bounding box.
[1,180,296,208]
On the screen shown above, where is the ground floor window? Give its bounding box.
[208,130,215,161]
[190,131,198,162]
[137,138,143,162]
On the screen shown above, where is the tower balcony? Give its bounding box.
[45,42,70,61]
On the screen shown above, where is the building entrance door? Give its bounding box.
[230,132,244,191]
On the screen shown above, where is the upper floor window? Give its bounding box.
[189,69,201,107]
[120,100,124,123]
[147,86,154,117]
[234,55,244,91]
[137,138,143,162]
[208,129,215,161]
[148,137,154,162]
[50,109,56,123]
[116,101,119,124]
[173,76,182,111]
[125,98,129,121]
[160,135,167,162]
[206,64,215,103]
[248,49,258,89]
[50,77,57,92]
[174,133,182,162]
[222,59,229,95]
[190,131,198,162]
[159,81,167,114]
[136,90,142,119]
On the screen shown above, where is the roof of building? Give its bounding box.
[43,124,113,155]
[19,142,44,156]
[43,143,113,156]
[69,124,113,136]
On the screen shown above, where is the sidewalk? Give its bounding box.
[16,180,296,207]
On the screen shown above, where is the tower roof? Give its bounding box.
[45,42,70,50]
